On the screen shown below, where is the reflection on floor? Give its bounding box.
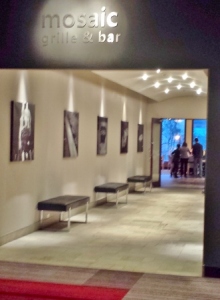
[161,169,205,189]
[0,183,204,277]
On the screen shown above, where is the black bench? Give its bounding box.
[127,175,152,193]
[37,195,90,230]
[94,183,129,207]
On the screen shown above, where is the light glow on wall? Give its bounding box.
[122,97,127,121]
[17,71,28,103]
[68,74,75,111]
[100,85,105,117]
[139,102,143,124]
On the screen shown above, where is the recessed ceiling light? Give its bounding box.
[165,88,169,94]
[154,81,160,88]
[167,77,174,83]
[196,88,202,95]
[190,81,196,88]
[156,69,161,73]
[177,84,182,90]
[182,73,188,80]
[142,74,148,80]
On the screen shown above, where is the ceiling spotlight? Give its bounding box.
[182,73,188,80]
[167,77,174,83]
[156,69,161,73]
[154,81,160,88]
[177,84,182,90]
[196,88,202,95]
[142,74,148,80]
[190,81,196,88]
[165,88,169,94]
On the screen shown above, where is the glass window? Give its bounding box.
[161,119,185,161]
[192,119,207,151]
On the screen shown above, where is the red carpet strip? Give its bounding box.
[0,279,129,300]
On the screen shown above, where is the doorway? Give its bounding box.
[158,118,207,189]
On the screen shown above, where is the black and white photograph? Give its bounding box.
[97,116,108,155]
[10,101,35,162]
[120,121,129,153]
[63,110,79,158]
[137,124,144,152]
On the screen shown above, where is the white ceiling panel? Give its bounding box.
[93,69,208,102]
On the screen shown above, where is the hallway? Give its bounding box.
[0,185,204,277]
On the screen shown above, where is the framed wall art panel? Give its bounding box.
[63,110,79,158]
[97,116,108,155]
[10,101,35,162]
[120,121,129,153]
[137,124,144,152]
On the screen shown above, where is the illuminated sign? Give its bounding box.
[31,0,127,66]
[39,6,122,47]
[42,7,118,28]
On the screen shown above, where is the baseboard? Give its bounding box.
[0,222,39,246]
[0,195,122,246]
[203,265,220,278]
[0,199,107,246]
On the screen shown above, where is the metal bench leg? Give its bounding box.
[40,210,44,227]
[85,202,88,223]
[150,181,152,192]
[68,208,71,231]
[116,191,119,208]
[144,182,147,194]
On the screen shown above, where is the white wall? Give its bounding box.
[147,96,207,119]
[0,70,148,243]
[0,70,208,244]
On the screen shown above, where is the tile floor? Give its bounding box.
[0,174,205,277]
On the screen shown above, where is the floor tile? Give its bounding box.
[0,175,204,277]
[86,269,143,289]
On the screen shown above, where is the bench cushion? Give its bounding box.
[94,183,129,193]
[37,195,89,212]
[127,176,152,183]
